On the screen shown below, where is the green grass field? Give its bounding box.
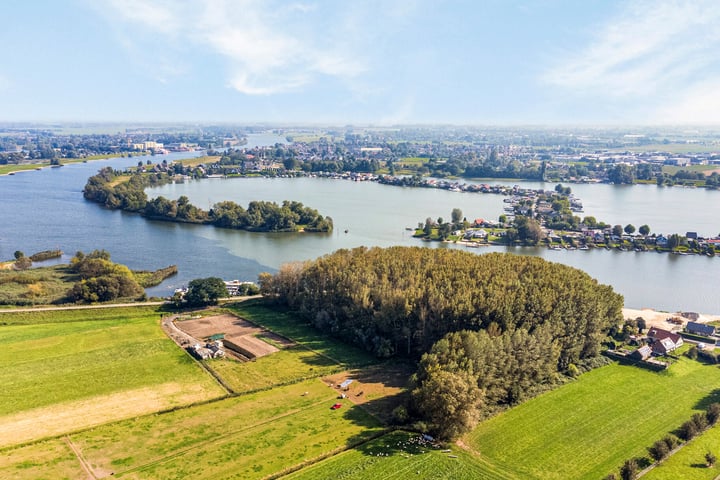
[466,359,720,479]
[662,164,719,175]
[643,424,720,480]
[227,301,377,367]
[0,305,224,446]
[0,439,88,480]
[207,345,343,393]
[63,379,382,479]
[286,430,515,480]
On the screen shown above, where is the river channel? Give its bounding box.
[1,134,718,313]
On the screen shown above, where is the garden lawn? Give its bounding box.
[286,430,516,480]
[69,379,383,479]
[643,423,720,480]
[207,345,342,393]
[466,359,720,480]
[0,306,224,446]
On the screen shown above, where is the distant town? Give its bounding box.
[2,124,720,188]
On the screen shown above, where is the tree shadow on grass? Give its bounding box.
[694,388,720,410]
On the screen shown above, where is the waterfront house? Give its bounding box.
[686,321,715,337]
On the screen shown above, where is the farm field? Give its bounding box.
[227,301,377,367]
[207,346,342,393]
[55,379,383,479]
[0,306,225,447]
[285,430,515,480]
[643,423,720,479]
[466,359,720,479]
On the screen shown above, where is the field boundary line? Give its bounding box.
[64,435,97,480]
[266,427,391,480]
[112,395,339,477]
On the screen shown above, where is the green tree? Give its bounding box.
[583,216,598,228]
[412,369,482,441]
[648,439,670,461]
[185,277,227,306]
[624,224,635,235]
[620,458,638,480]
[706,451,717,467]
[639,224,650,236]
[514,216,544,245]
[13,250,24,260]
[612,225,623,237]
[667,234,686,251]
[451,208,463,225]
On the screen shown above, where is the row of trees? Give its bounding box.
[84,167,333,232]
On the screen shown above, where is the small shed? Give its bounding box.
[631,345,652,360]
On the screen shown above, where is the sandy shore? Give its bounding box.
[622,307,720,330]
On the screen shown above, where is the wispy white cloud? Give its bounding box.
[97,0,369,95]
[543,0,720,123]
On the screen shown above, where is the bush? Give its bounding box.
[679,419,699,441]
[620,458,638,480]
[648,439,670,461]
[707,403,720,425]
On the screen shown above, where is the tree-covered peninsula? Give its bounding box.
[83,166,333,232]
[259,246,624,439]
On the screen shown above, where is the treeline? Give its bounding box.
[83,167,333,232]
[607,163,720,187]
[261,247,622,360]
[260,247,623,438]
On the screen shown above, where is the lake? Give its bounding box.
[1,134,718,313]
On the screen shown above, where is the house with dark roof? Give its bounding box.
[652,337,678,356]
[646,327,683,355]
[686,321,715,337]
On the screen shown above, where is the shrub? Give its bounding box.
[648,439,670,461]
[620,458,638,480]
[707,403,720,425]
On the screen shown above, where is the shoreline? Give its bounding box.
[622,307,720,330]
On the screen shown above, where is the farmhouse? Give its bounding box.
[646,327,683,355]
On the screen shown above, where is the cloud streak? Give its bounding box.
[100,0,366,95]
[543,0,720,123]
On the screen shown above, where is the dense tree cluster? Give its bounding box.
[66,250,144,303]
[84,167,332,232]
[262,247,622,360]
[261,247,623,439]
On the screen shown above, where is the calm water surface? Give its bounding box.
[1,135,718,313]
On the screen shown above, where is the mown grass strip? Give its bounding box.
[466,359,720,479]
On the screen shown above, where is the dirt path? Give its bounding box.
[64,436,96,480]
[0,301,166,313]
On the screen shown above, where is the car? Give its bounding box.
[331,403,342,410]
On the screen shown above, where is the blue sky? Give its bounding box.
[1,0,719,125]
